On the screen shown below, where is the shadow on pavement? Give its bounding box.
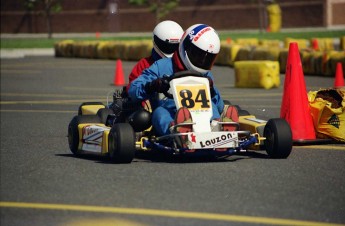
[56,150,270,164]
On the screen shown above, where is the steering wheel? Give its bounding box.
[163,71,207,98]
[168,71,205,81]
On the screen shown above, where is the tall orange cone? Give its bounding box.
[114,59,125,86]
[334,62,344,88]
[280,42,316,141]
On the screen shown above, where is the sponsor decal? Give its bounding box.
[187,24,208,41]
[82,143,102,153]
[245,118,267,124]
[193,27,211,41]
[190,133,196,143]
[169,38,180,43]
[82,125,104,145]
[328,114,340,128]
[199,133,233,148]
[84,127,99,136]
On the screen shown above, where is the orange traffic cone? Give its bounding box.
[114,59,125,86]
[334,62,344,88]
[280,42,316,141]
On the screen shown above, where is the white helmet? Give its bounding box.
[153,20,184,58]
[179,24,220,74]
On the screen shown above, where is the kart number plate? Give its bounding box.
[175,84,211,111]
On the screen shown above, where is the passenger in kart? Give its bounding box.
[128,24,238,140]
[126,20,184,93]
[108,20,183,125]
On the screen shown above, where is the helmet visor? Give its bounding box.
[154,35,179,55]
[184,39,217,70]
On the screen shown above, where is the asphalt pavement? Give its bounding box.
[1,56,344,226]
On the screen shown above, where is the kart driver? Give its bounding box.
[128,24,237,138]
[109,20,183,124]
[126,20,184,93]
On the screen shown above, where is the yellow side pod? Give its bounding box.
[102,130,110,155]
[238,115,267,149]
[80,105,105,115]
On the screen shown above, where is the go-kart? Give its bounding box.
[68,71,293,163]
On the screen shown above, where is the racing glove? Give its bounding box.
[145,78,170,94]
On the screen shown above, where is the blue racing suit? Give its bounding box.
[128,57,224,136]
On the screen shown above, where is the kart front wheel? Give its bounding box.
[68,115,101,155]
[264,118,292,159]
[108,123,135,163]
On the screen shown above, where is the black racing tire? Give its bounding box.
[68,115,101,155]
[97,108,114,124]
[78,102,105,115]
[108,123,135,163]
[264,118,293,159]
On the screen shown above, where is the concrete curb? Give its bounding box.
[0,48,54,59]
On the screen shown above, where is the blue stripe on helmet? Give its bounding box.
[187,24,208,41]
[192,24,208,34]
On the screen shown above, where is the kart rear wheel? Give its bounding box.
[264,118,292,159]
[68,115,101,155]
[108,123,135,163]
[97,108,114,124]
